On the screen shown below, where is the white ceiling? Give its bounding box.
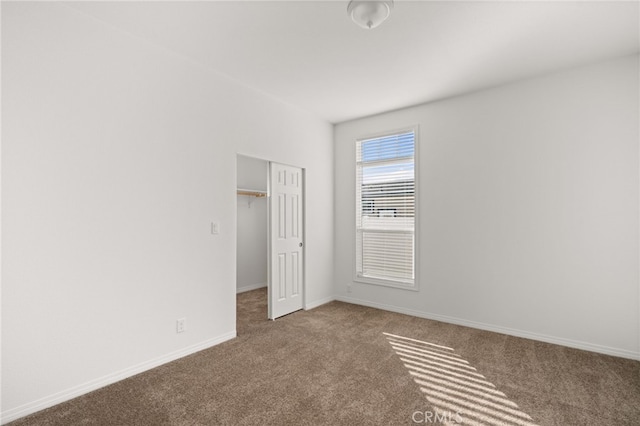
[66,1,639,123]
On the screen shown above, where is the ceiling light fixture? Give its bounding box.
[347,0,394,30]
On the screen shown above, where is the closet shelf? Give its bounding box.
[237,188,267,198]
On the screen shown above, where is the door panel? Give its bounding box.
[291,251,300,296]
[277,194,286,239]
[269,163,304,319]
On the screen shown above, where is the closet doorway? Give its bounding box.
[236,155,305,322]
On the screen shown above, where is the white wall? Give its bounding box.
[1,2,333,422]
[335,55,640,359]
[236,156,268,293]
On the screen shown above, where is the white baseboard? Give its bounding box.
[236,282,267,294]
[335,295,640,361]
[304,295,335,311]
[1,331,237,425]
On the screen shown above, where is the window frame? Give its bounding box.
[353,126,419,291]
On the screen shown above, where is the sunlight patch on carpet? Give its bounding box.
[384,332,538,426]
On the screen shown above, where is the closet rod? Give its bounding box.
[237,189,267,198]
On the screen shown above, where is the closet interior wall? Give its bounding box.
[236,155,269,293]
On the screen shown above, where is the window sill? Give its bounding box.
[354,275,419,291]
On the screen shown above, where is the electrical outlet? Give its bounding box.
[211,222,220,235]
[176,318,186,333]
[347,284,352,293]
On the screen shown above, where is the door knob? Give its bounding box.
[299,242,303,247]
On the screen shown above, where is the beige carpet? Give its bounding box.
[9,288,640,425]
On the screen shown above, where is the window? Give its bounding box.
[355,129,416,288]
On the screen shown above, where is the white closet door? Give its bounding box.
[268,162,304,319]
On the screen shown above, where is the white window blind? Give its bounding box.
[356,130,415,287]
